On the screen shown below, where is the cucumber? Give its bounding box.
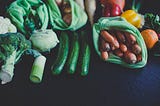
[79,31,91,76]
[66,32,80,74]
[51,31,69,75]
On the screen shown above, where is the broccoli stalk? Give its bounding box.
[0,50,17,84]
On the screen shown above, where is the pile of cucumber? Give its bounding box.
[51,31,91,76]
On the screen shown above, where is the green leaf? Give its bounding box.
[144,13,160,33]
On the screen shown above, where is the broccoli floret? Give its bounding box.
[0,33,31,61]
[0,33,31,84]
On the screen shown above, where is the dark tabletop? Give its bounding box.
[0,0,160,106]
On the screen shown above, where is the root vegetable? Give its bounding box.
[120,43,127,52]
[124,51,137,64]
[85,0,96,26]
[124,32,136,45]
[116,31,126,43]
[110,43,116,50]
[101,51,109,61]
[132,44,142,55]
[100,38,110,51]
[136,54,142,62]
[114,49,123,57]
[112,36,120,49]
[99,29,142,64]
[100,30,114,43]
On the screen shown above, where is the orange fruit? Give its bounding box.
[141,29,158,49]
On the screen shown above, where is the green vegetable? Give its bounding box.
[30,29,59,52]
[79,31,91,76]
[66,32,80,74]
[0,33,31,84]
[30,55,46,83]
[0,16,17,34]
[25,49,47,84]
[7,0,48,36]
[51,31,69,75]
[143,13,160,33]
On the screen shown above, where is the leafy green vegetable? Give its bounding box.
[144,13,160,33]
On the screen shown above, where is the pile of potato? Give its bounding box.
[99,30,142,64]
[56,0,72,25]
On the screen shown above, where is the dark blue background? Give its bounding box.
[0,0,160,106]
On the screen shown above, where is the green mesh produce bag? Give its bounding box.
[93,17,148,68]
[7,0,49,36]
[46,0,87,31]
